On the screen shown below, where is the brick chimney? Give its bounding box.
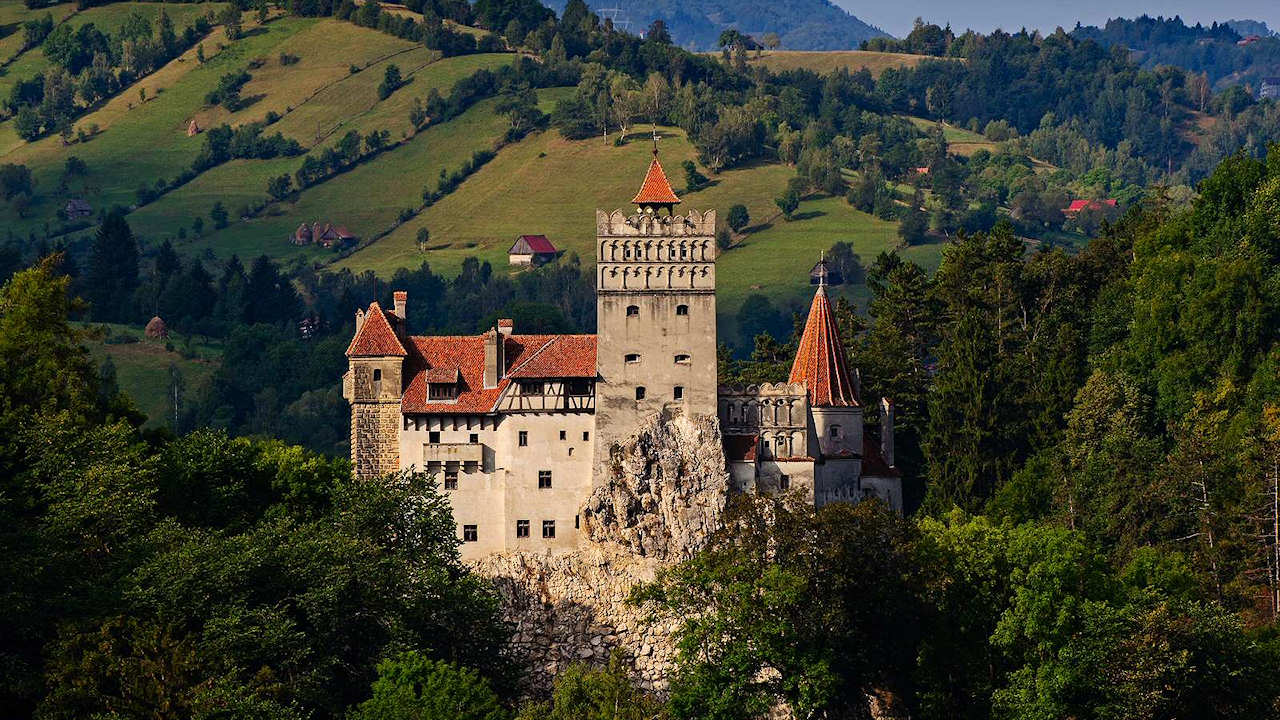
[483,326,506,389]
[880,397,895,467]
[393,291,407,324]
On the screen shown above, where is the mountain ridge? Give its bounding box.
[547,0,890,50]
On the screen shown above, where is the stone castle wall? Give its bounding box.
[473,410,728,694]
[351,402,401,479]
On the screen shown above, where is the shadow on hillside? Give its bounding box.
[239,26,269,39]
[237,93,267,111]
[790,210,826,221]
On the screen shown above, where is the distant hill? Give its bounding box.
[546,0,889,50]
[1224,19,1274,38]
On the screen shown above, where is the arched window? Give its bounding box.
[625,353,640,363]
[675,304,689,316]
[626,305,639,316]
[674,354,690,364]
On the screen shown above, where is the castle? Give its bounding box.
[343,153,901,558]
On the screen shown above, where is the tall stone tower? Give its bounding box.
[342,293,408,479]
[593,151,718,479]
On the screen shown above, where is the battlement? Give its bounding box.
[595,209,717,237]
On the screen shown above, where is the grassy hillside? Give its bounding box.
[81,323,221,428]
[736,50,952,77]
[336,124,926,330]
[0,14,316,227]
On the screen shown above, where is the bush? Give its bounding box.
[279,52,300,66]
[727,203,750,232]
[350,653,505,720]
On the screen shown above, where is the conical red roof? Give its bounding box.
[789,285,859,407]
[632,157,680,205]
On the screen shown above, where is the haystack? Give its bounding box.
[145,316,168,339]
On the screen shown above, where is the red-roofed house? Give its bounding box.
[344,152,901,560]
[508,234,559,266]
[1063,198,1117,217]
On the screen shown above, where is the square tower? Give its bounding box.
[592,154,718,479]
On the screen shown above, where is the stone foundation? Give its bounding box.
[472,411,728,694]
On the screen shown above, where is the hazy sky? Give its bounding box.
[837,1,1280,38]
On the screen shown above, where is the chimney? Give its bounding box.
[354,307,365,334]
[880,397,895,467]
[483,326,505,389]
[393,291,407,323]
[497,317,514,334]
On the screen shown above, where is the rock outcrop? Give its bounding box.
[473,411,728,693]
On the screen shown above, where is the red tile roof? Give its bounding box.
[509,234,558,254]
[1065,199,1117,213]
[402,333,597,414]
[507,335,596,378]
[632,157,680,205]
[861,436,900,477]
[789,285,859,407]
[346,302,407,357]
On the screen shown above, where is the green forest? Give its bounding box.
[4,0,1280,718]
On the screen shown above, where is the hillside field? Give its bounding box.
[80,323,221,427]
[734,50,954,77]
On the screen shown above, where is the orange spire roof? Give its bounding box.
[346,302,407,357]
[632,155,681,206]
[789,285,859,407]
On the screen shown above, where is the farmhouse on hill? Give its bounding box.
[508,234,559,265]
[64,198,92,219]
[292,222,357,248]
[343,152,902,559]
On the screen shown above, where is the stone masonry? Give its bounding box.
[473,409,728,693]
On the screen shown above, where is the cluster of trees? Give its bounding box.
[681,146,1280,718]
[1073,15,1280,87]
[6,8,214,140]
[11,208,595,456]
[300,0,505,56]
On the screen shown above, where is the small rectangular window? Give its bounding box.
[674,354,691,363]
[463,524,477,542]
[575,514,580,529]
[519,431,528,447]
[520,381,544,395]
[542,520,556,539]
[538,470,552,489]
[559,430,566,441]
[780,474,791,490]
[674,386,684,400]
[635,386,646,400]
[444,467,458,490]
[469,433,479,444]
[583,431,590,441]
[625,353,640,363]
[429,431,440,443]
[516,520,529,538]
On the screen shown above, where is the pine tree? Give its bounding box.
[85,211,139,322]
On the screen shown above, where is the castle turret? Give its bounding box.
[593,150,717,480]
[343,300,407,479]
[790,274,863,460]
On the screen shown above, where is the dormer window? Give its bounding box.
[676,304,688,316]
[626,305,639,317]
[625,353,640,363]
[428,383,458,400]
